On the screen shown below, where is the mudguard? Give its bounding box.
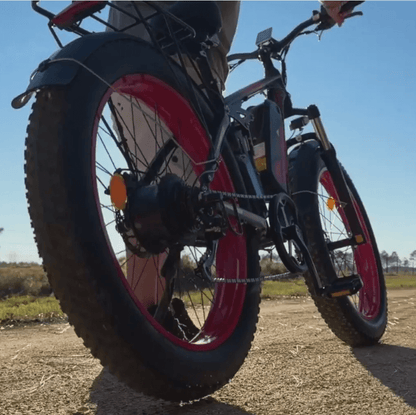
[12,31,141,109]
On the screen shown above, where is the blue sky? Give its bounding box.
[1,1,415,264]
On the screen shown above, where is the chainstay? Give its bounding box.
[212,271,304,284]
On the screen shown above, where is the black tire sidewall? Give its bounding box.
[54,38,260,390]
[289,140,387,341]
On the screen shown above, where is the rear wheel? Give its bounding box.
[289,141,387,346]
[24,38,261,401]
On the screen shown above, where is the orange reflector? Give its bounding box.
[355,235,364,244]
[109,174,127,210]
[255,156,267,171]
[326,197,337,211]
[330,290,351,298]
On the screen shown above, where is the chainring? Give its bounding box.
[269,192,308,273]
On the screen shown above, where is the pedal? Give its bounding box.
[321,275,363,298]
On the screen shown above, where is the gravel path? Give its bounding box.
[1,289,416,414]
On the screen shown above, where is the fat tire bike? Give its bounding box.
[14,1,387,402]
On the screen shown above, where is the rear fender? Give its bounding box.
[12,31,141,109]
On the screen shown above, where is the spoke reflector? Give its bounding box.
[110,173,127,210]
[326,196,337,211]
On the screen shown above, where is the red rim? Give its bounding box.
[91,74,248,351]
[320,171,381,320]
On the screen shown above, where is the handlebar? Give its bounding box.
[227,9,363,63]
[227,15,316,63]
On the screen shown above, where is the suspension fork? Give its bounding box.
[307,105,366,247]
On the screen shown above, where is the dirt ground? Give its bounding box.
[1,289,416,415]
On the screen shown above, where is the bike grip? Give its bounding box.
[307,105,320,120]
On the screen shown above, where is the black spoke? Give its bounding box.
[96,175,110,192]
[319,210,349,238]
[201,290,206,322]
[98,131,118,172]
[186,290,202,328]
[114,249,127,258]
[153,255,166,300]
[200,289,215,308]
[100,203,116,214]
[155,106,173,175]
[132,257,150,293]
[96,161,112,176]
[128,97,162,170]
[105,218,116,227]
[130,99,138,168]
[103,102,139,173]
[184,159,195,183]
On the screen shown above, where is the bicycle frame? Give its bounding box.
[226,72,290,187]
[19,0,367,287]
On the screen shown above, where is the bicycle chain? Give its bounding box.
[207,190,277,201]
[208,189,337,202]
[212,271,303,284]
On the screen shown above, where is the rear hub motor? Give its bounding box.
[110,173,199,255]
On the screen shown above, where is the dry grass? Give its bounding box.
[0,295,64,322]
[0,265,51,299]
[0,263,414,323]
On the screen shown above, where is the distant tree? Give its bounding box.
[403,258,409,274]
[8,252,18,264]
[410,250,416,275]
[381,250,390,273]
[0,228,3,262]
[261,249,278,262]
[390,251,400,274]
[333,250,353,274]
[181,254,197,273]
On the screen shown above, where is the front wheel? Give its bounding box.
[289,140,387,346]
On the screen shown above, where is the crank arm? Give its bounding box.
[223,202,268,230]
[283,224,323,296]
[284,224,364,298]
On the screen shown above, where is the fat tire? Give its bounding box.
[289,140,387,346]
[24,38,261,401]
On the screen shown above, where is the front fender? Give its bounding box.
[12,31,140,109]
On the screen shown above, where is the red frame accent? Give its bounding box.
[51,1,106,29]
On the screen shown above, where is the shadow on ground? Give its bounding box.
[88,367,253,415]
[354,343,416,407]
